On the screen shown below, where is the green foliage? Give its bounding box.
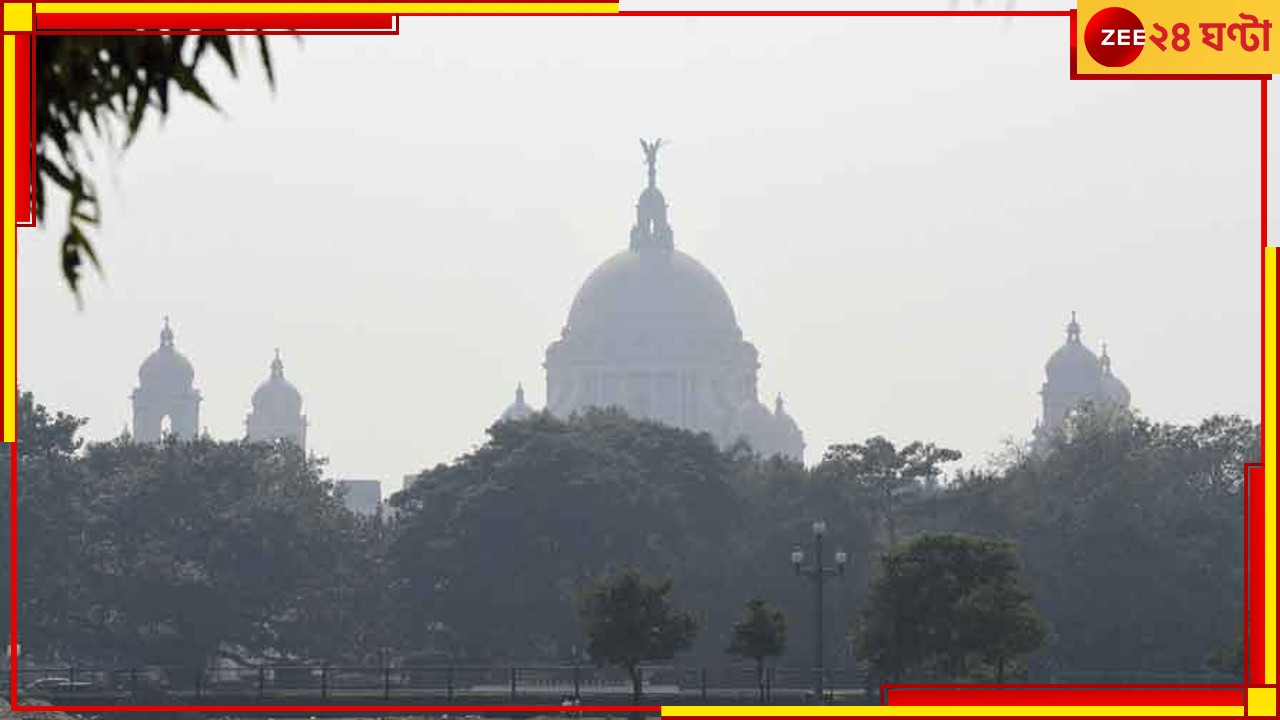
[7,390,364,669]
[578,567,698,701]
[728,599,786,663]
[5,391,1253,682]
[934,405,1253,673]
[80,436,364,668]
[954,570,1048,682]
[819,437,961,549]
[2,392,92,657]
[35,36,275,298]
[728,599,787,700]
[859,533,1046,683]
[387,408,743,663]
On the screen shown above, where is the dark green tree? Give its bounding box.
[76,436,360,670]
[6,391,386,671]
[35,36,275,297]
[860,533,1045,683]
[387,408,743,664]
[344,510,400,667]
[955,576,1048,682]
[578,567,698,702]
[820,437,960,549]
[936,405,1253,674]
[4,391,94,660]
[730,450,875,673]
[727,599,787,701]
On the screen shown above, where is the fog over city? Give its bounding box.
[18,7,1273,492]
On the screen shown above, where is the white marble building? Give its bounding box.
[504,140,805,462]
[246,349,307,451]
[1034,312,1132,448]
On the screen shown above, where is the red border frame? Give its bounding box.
[4,4,1271,714]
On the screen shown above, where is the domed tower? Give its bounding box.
[726,394,805,460]
[246,349,307,450]
[1035,312,1131,447]
[1099,343,1131,407]
[773,395,805,460]
[498,383,535,422]
[1040,312,1101,433]
[131,317,201,442]
[543,140,804,461]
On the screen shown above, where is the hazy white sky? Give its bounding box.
[19,3,1276,494]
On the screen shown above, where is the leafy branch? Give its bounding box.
[34,35,276,300]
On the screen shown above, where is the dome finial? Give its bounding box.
[1100,341,1112,373]
[1066,311,1081,342]
[499,382,534,422]
[160,315,174,347]
[640,138,664,188]
[630,139,675,253]
[271,348,284,377]
[775,393,784,414]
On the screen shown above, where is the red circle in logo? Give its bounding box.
[1084,7,1145,67]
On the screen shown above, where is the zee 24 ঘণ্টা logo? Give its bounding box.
[1083,5,1272,68]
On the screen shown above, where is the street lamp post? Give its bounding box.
[791,520,847,703]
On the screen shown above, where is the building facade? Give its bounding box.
[246,349,308,451]
[532,140,805,461]
[131,321,308,451]
[1034,312,1131,448]
[131,317,202,442]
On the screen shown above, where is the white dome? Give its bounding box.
[251,353,302,415]
[565,248,740,338]
[1099,347,1131,406]
[138,319,195,391]
[500,384,535,422]
[542,140,804,463]
[1046,313,1102,387]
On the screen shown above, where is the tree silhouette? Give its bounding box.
[860,534,1046,683]
[728,599,787,701]
[579,567,698,702]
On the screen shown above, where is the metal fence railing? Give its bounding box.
[6,664,871,704]
[8,665,1238,704]
[1050,670,1244,685]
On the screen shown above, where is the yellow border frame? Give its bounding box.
[3,29,16,441]
[1267,245,1277,693]
[35,3,617,14]
[0,3,1271,717]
